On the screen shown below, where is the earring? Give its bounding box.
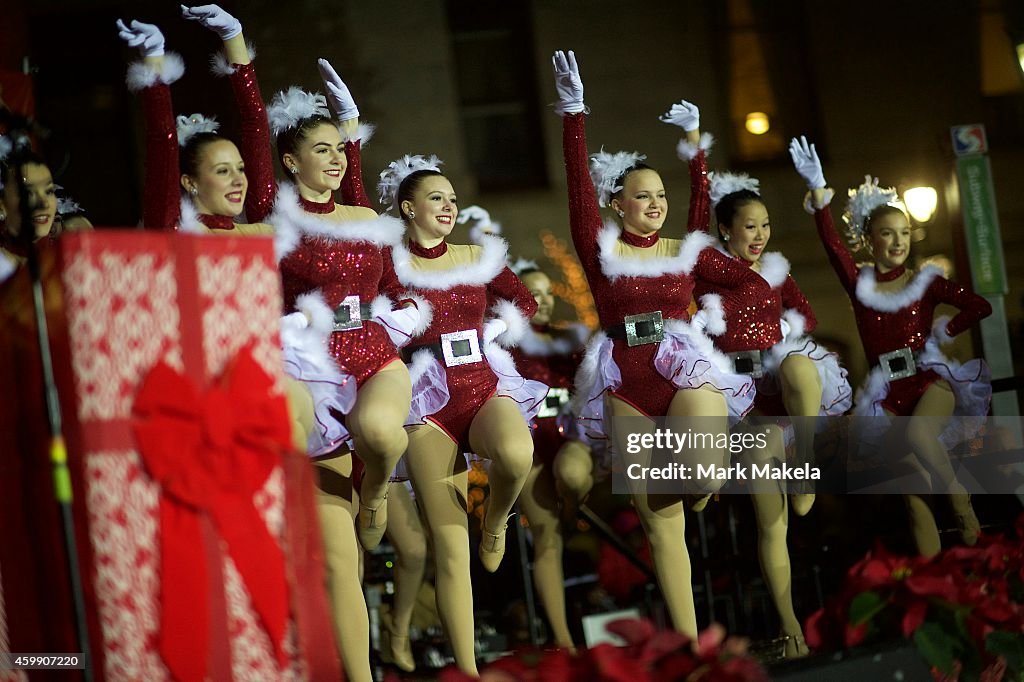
[190,187,198,196]
[290,167,298,174]
[617,209,624,218]
[408,211,416,219]
[722,234,730,241]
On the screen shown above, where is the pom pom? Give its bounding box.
[708,171,760,208]
[377,154,443,211]
[267,87,331,137]
[176,113,220,146]
[589,149,646,208]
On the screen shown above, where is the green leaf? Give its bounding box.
[914,622,958,674]
[987,631,1024,677]
[849,591,888,626]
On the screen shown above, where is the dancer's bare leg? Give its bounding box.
[381,482,426,671]
[778,355,823,515]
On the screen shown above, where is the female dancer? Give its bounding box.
[0,141,58,271]
[377,155,543,675]
[117,7,273,234]
[790,136,990,556]
[267,63,427,682]
[551,50,770,639]
[689,169,852,656]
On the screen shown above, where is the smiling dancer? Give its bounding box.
[551,50,771,639]
[791,136,991,557]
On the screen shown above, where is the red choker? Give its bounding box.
[619,229,659,248]
[408,240,448,259]
[198,214,236,231]
[875,265,906,282]
[298,194,336,215]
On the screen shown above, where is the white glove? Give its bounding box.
[373,306,421,348]
[779,317,792,340]
[788,135,826,190]
[482,318,508,345]
[690,310,709,333]
[181,4,242,40]
[552,50,584,115]
[317,58,359,120]
[659,99,700,132]
[455,205,490,225]
[116,19,165,57]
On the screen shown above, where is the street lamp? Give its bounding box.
[903,186,938,223]
[744,112,770,135]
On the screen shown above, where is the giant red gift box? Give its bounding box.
[0,231,341,681]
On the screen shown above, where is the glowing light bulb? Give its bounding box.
[745,112,770,135]
[903,186,938,223]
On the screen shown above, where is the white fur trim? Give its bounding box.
[675,132,715,161]
[0,253,16,284]
[518,325,587,356]
[370,294,393,320]
[177,197,204,234]
[854,264,942,312]
[341,122,375,145]
[271,184,404,261]
[294,290,334,335]
[698,293,726,336]
[126,53,185,92]
[490,298,529,347]
[756,251,790,289]
[391,233,508,289]
[571,331,608,415]
[209,43,257,76]
[407,347,438,384]
[803,188,834,214]
[781,308,807,341]
[931,315,955,346]
[597,220,714,280]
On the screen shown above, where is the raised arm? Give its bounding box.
[553,50,603,276]
[789,135,859,293]
[660,99,713,233]
[316,58,373,209]
[183,4,276,222]
[933,278,992,338]
[119,19,181,230]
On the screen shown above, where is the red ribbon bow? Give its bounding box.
[132,348,292,682]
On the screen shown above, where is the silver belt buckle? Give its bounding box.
[333,295,363,332]
[729,350,764,378]
[624,311,665,347]
[440,329,483,367]
[537,387,570,419]
[879,347,916,381]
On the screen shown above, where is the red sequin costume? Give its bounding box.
[512,325,588,465]
[562,113,767,434]
[131,52,274,234]
[389,236,544,448]
[814,205,991,444]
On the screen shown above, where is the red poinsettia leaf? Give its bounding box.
[844,621,868,647]
[803,609,830,649]
[905,575,959,601]
[640,630,690,663]
[605,618,657,646]
[588,643,650,682]
[901,600,928,637]
[695,623,726,657]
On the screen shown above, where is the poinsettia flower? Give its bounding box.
[587,643,650,681]
[901,600,928,637]
[605,618,657,647]
[904,574,960,601]
[844,620,868,647]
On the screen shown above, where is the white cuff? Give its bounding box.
[489,298,530,347]
[126,52,185,92]
[676,132,715,161]
[209,42,257,76]
[294,289,335,335]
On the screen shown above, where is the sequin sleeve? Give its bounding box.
[687,147,711,234]
[228,62,276,223]
[932,277,992,337]
[487,266,539,320]
[341,139,373,209]
[693,247,772,318]
[562,113,603,280]
[140,82,180,230]
[814,207,858,295]
[780,275,817,334]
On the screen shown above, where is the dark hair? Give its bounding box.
[395,169,446,220]
[714,189,765,239]
[517,266,543,278]
[179,132,229,177]
[864,204,907,236]
[610,163,656,201]
[275,115,337,177]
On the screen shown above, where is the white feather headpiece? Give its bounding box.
[377,154,443,211]
[456,204,503,243]
[176,113,220,147]
[509,257,540,277]
[843,175,906,245]
[267,87,331,138]
[57,196,84,216]
[708,171,760,208]
[589,149,646,207]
